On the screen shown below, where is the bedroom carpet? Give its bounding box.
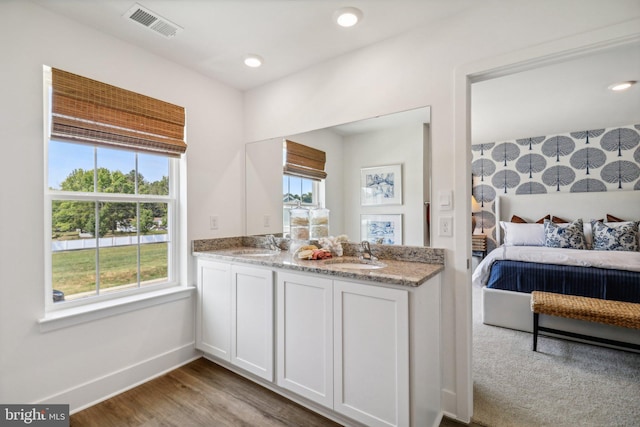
[471,284,640,427]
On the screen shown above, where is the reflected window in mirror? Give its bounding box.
[282,175,323,236]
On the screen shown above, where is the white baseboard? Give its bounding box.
[36,343,200,413]
[432,411,445,427]
[441,388,457,419]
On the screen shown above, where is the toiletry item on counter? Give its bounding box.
[309,207,330,239]
[318,234,348,257]
[296,244,333,260]
[290,206,310,241]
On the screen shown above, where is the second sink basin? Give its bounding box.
[230,248,281,257]
[325,260,387,270]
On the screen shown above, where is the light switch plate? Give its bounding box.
[438,190,453,210]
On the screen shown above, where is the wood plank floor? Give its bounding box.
[71,357,473,426]
[70,358,342,427]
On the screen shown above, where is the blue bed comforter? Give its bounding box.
[486,260,640,303]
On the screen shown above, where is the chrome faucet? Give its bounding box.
[266,235,280,252]
[360,240,377,261]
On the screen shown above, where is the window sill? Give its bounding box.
[38,286,195,333]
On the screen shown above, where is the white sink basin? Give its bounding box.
[327,261,386,270]
[230,249,280,257]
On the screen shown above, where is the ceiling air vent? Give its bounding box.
[124,3,183,38]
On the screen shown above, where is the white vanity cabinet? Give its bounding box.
[276,272,334,407]
[196,260,274,381]
[276,272,440,427]
[196,259,231,360]
[333,280,409,427]
[230,265,274,381]
[196,256,442,427]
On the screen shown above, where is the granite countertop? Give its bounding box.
[192,236,444,288]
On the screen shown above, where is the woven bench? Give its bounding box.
[530,291,640,352]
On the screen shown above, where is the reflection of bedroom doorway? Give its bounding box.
[463,36,640,425]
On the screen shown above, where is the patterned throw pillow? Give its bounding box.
[591,220,639,252]
[543,219,587,250]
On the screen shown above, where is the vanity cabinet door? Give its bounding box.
[231,265,274,381]
[333,280,409,427]
[196,260,231,360]
[276,272,333,408]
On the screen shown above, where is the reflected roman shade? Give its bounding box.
[283,139,327,180]
[51,67,187,157]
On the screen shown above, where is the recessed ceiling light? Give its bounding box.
[334,7,363,28]
[608,80,636,91]
[244,54,263,68]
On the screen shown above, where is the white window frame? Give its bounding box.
[42,67,184,319]
[282,175,324,235]
[283,175,322,207]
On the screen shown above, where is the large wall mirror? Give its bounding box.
[245,106,432,246]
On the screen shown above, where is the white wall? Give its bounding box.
[243,1,640,421]
[0,1,243,410]
[245,138,284,235]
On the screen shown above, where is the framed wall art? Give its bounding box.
[360,214,403,245]
[360,164,402,206]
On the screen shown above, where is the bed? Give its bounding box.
[473,191,640,349]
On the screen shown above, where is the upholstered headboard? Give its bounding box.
[495,191,640,245]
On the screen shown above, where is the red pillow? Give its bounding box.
[606,214,626,222]
[510,214,550,224]
[551,216,569,223]
[536,214,551,224]
[510,215,527,223]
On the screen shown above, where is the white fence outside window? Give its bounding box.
[52,234,168,252]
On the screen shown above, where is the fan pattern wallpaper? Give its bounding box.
[471,123,640,251]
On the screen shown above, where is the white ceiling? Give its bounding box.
[30,1,640,142]
[472,41,640,143]
[30,0,478,91]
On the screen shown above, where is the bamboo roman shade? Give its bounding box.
[283,139,327,180]
[51,68,186,157]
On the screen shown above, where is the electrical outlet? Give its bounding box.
[210,215,219,230]
[439,216,453,236]
[263,215,270,228]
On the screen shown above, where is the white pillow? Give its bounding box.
[583,221,592,248]
[500,221,545,246]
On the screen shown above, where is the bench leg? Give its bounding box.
[533,313,539,351]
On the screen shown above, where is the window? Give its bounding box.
[282,175,322,235]
[44,66,186,309]
[281,139,327,236]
